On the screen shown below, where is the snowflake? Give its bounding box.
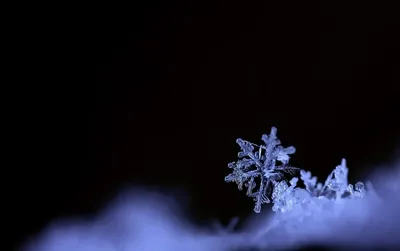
[225,127,366,213]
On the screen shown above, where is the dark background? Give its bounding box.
[12,0,399,250]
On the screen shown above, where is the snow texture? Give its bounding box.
[21,128,400,250]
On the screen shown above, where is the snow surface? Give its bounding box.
[21,160,400,251]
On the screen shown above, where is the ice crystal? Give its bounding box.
[225,127,366,213]
[225,127,298,213]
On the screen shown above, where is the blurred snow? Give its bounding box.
[21,190,247,251]
[21,159,400,251]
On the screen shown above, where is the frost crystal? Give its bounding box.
[225,127,366,213]
[225,127,298,213]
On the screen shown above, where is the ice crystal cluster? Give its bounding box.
[225,127,366,214]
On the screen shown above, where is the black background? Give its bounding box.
[12,1,399,250]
